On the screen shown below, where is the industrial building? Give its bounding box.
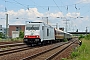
[9,25,25,38]
[0,25,6,35]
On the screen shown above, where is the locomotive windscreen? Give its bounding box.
[26,24,39,30]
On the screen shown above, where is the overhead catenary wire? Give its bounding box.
[3,0,89,17]
[3,0,17,4]
[52,0,70,32]
[1,0,90,32]
[1,0,85,8]
[52,0,62,12]
[30,0,48,11]
[59,0,68,13]
[1,0,90,17]
[13,0,48,11]
[1,0,85,12]
[13,0,27,8]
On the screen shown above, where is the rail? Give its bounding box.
[0,43,25,48]
[21,42,71,60]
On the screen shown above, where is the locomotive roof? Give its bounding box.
[30,22,52,27]
[26,21,43,23]
[29,22,43,23]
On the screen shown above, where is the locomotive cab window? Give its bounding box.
[26,27,39,30]
[26,25,39,30]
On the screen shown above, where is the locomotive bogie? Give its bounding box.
[24,38,41,45]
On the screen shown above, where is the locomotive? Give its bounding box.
[23,21,72,46]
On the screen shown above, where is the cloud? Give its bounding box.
[5,8,64,26]
[50,12,64,18]
[66,12,80,18]
[0,8,64,29]
[78,0,90,3]
[6,8,44,24]
[0,8,90,32]
[0,8,43,27]
[7,8,43,19]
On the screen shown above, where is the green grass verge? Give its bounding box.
[0,38,23,42]
[65,38,90,60]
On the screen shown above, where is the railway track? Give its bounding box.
[22,40,76,60]
[0,45,30,56]
[0,38,79,60]
[0,43,30,56]
[0,42,54,56]
[0,41,22,45]
[0,43,25,48]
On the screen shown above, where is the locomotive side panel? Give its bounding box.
[41,25,55,41]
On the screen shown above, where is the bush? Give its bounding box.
[0,32,5,39]
[79,35,85,40]
[85,34,90,40]
[79,34,90,40]
[19,30,24,38]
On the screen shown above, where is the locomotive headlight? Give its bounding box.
[36,36,39,38]
[25,36,27,38]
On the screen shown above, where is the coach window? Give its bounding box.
[47,29,49,36]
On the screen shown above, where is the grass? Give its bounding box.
[66,38,90,60]
[0,38,23,42]
[1,46,11,51]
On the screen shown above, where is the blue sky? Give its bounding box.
[0,0,90,32]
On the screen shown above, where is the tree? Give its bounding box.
[19,31,24,38]
[0,32,5,38]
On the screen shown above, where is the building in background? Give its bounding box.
[9,25,25,38]
[0,25,6,35]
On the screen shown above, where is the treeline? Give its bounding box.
[79,34,90,40]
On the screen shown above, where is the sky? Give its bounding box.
[0,0,90,32]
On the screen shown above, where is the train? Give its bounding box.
[23,22,72,46]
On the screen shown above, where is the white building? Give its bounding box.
[0,25,6,34]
